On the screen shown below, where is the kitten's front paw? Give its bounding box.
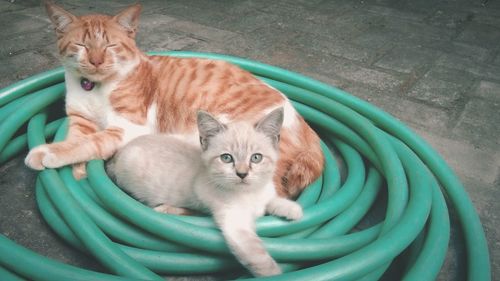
[266,198,303,221]
[283,202,303,221]
[25,145,50,170]
[154,204,193,215]
[254,259,282,277]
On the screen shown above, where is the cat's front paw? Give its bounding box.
[25,145,50,170]
[41,149,66,168]
[25,144,69,170]
[72,163,87,179]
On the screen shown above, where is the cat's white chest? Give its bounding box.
[64,72,154,143]
[64,73,115,128]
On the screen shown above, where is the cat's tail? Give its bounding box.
[275,117,324,199]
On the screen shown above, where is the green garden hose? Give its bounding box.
[0,51,491,281]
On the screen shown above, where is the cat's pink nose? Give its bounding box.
[89,57,104,67]
[88,51,104,67]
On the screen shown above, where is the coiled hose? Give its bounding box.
[0,51,491,281]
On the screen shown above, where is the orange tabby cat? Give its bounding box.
[25,2,324,198]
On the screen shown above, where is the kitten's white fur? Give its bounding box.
[107,108,303,277]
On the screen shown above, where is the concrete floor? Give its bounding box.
[0,0,499,280]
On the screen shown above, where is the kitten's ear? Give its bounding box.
[44,0,77,34]
[113,3,142,38]
[197,111,226,150]
[256,107,284,147]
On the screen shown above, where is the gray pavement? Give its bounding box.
[0,0,499,280]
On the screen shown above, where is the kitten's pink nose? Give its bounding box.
[236,172,248,179]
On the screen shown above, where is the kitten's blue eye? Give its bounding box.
[220,154,233,163]
[250,153,263,163]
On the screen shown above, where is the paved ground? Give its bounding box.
[0,0,499,280]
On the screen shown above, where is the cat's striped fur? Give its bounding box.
[25,2,324,198]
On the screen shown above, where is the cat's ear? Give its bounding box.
[44,0,77,34]
[113,4,142,38]
[197,111,226,150]
[256,107,284,147]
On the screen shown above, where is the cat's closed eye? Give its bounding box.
[75,43,88,49]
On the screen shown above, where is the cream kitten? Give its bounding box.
[107,107,303,277]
